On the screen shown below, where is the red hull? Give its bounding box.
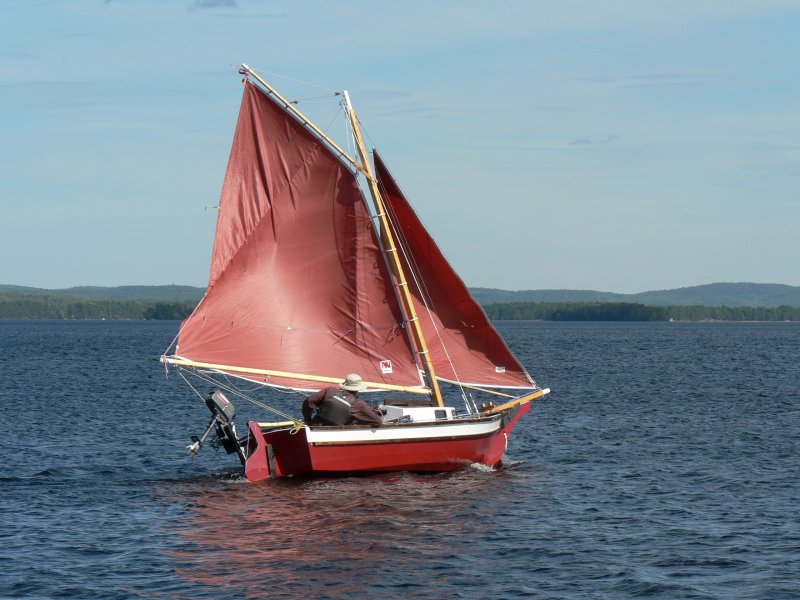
[244,401,531,481]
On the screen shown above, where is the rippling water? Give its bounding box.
[1,320,798,598]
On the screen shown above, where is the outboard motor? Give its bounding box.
[188,391,246,464]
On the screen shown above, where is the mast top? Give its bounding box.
[238,64,367,178]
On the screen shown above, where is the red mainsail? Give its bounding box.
[175,82,422,391]
[375,151,536,389]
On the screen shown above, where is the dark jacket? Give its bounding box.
[302,386,383,427]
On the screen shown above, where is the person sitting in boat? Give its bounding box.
[302,373,383,427]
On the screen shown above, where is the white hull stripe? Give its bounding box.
[304,418,501,444]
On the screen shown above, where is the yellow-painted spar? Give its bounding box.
[163,356,431,394]
[483,388,551,415]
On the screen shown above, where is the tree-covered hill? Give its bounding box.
[4,282,799,307]
[630,283,800,307]
[0,284,205,301]
[483,302,800,322]
[471,282,800,308]
[0,293,195,320]
[2,283,800,320]
[484,302,670,321]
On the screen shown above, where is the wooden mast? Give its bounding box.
[342,91,445,407]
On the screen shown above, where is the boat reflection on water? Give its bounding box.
[160,468,517,597]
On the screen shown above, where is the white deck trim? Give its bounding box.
[304,417,501,444]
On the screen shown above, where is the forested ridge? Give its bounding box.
[2,293,798,321]
[472,282,800,308]
[0,293,194,320]
[483,302,800,321]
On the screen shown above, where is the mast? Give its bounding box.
[342,91,445,407]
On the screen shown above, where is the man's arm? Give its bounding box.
[303,388,329,424]
[350,398,383,427]
[306,388,328,409]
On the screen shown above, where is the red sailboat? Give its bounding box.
[162,64,549,481]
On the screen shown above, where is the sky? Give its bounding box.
[1,0,798,293]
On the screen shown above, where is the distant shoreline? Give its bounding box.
[1,301,798,322]
[2,283,799,321]
[3,281,799,308]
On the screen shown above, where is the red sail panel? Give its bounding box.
[175,82,421,391]
[374,151,535,389]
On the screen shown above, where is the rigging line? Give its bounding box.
[339,91,379,165]
[321,103,345,141]
[342,99,357,166]
[290,93,342,104]
[188,369,307,431]
[220,371,268,393]
[247,65,338,93]
[163,332,180,359]
[192,369,286,412]
[361,122,379,153]
[178,369,208,402]
[186,367,300,422]
[161,285,211,357]
[376,175,476,412]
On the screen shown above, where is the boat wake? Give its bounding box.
[182,468,246,484]
[498,455,525,469]
[468,462,498,473]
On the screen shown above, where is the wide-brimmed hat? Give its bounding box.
[342,373,365,392]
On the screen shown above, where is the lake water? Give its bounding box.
[1,320,798,598]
